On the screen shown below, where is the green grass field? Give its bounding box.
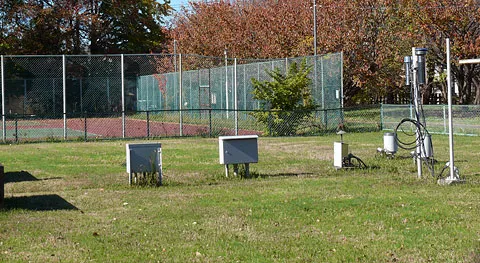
[0,132,479,262]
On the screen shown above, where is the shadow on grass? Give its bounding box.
[245,166,382,179]
[5,171,38,183]
[3,194,78,211]
[247,172,314,179]
[5,171,61,183]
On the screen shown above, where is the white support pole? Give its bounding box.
[1,55,5,142]
[234,58,238,135]
[446,38,456,180]
[63,55,67,140]
[121,54,125,138]
[179,54,183,136]
[412,47,422,178]
[459,58,480,64]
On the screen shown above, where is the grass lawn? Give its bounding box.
[0,132,479,262]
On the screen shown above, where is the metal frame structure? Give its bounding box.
[404,47,429,178]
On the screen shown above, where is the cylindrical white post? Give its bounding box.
[63,55,67,140]
[121,54,125,138]
[446,38,456,180]
[412,47,422,178]
[179,54,183,136]
[1,55,5,142]
[234,58,238,135]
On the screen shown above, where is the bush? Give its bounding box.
[250,59,316,136]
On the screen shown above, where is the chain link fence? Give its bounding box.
[381,104,480,136]
[0,106,381,142]
[0,52,345,142]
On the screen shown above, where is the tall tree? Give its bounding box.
[169,0,311,58]
[401,0,480,104]
[90,0,171,54]
[169,0,480,105]
[0,0,172,54]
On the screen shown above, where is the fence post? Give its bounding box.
[268,111,272,136]
[325,108,328,129]
[79,79,83,113]
[409,103,413,120]
[243,64,247,111]
[209,109,212,138]
[338,53,345,126]
[340,51,344,109]
[63,55,67,140]
[146,110,150,139]
[1,55,5,142]
[14,114,18,143]
[179,54,183,137]
[84,111,87,142]
[121,54,126,138]
[443,104,447,134]
[321,56,328,127]
[225,49,229,118]
[380,104,384,130]
[234,58,238,136]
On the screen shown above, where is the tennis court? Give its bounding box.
[1,114,262,142]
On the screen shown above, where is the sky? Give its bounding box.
[169,0,195,12]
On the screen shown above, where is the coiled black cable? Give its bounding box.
[394,118,436,178]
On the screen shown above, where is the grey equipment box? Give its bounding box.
[219,135,258,177]
[126,143,162,185]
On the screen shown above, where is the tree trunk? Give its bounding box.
[474,78,480,104]
[456,66,466,104]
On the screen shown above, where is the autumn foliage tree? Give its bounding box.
[1,0,479,105]
[169,1,312,58]
[0,0,172,54]
[168,0,479,105]
[400,0,480,104]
